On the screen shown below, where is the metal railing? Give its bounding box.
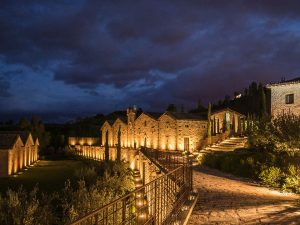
[70,149,193,225]
[140,148,190,172]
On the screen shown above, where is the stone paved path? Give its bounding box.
[188,166,300,225]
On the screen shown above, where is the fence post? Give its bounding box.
[154,180,157,224]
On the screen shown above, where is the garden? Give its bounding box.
[199,113,300,194]
[0,154,134,225]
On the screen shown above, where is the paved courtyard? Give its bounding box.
[188,166,300,225]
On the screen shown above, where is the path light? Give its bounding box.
[189,195,196,201]
[139,212,148,219]
[181,205,189,211]
[136,193,142,198]
[173,220,181,225]
[137,200,144,207]
[135,183,143,188]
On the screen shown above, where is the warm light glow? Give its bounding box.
[136,193,142,198]
[130,161,135,170]
[137,200,144,206]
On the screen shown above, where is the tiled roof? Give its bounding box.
[143,112,162,120]
[266,77,300,87]
[0,134,20,149]
[107,120,115,126]
[168,112,207,120]
[212,107,245,117]
[117,116,127,124]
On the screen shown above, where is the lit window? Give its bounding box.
[285,94,294,104]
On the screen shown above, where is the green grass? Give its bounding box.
[0,160,87,193]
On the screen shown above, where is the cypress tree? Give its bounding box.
[117,127,121,162]
[232,116,236,133]
[105,131,109,162]
[213,116,216,135]
[207,103,212,143]
[246,113,250,132]
[259,84,267,118]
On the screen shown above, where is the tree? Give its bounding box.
[117,127,121,162]
[223,95,230,106]
[166,104,177,112]
[213,116,216,135]
[180,104,185,113]
[259,84,267,118]
[197,100,206,111]
[105,131,109,162]
[19,117,31,130]
[207,103,212,144]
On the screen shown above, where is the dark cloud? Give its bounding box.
[1,0,300,121]
[0,77,11,97]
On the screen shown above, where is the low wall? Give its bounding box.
[72,145,163,184]
[68,137,101,146]
[72,145,138,169]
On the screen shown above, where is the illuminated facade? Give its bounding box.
[266,78,300,117]
[100,107,245,152]
[0,132,39,177]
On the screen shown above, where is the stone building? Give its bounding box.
[266,78,300,117]
[0,131,39,177]
[100,107,245,152]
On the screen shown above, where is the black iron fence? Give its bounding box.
[140,148,190,172]
[70,149,193,225]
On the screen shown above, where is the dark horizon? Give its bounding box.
[1,1,300,123]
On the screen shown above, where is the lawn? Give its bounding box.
[0,160,87,193]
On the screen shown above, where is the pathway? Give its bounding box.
[188,166,300,225]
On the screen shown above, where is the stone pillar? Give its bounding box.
[23,147,27,167]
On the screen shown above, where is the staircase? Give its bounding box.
[203,136,248,153]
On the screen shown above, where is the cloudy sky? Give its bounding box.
[0,0,300,122]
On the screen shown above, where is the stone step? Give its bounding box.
[203,136,248,152]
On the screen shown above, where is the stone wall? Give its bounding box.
[73,145,138,169]
[68,137,101,146]
[101,121,113,146]
[1,137,38,177]
[72,144,162,185]
[135,113,159,149]
[212,110,241,133]
[99,108,245,152]
[158,114,177,150]
[112,119,128,147]
[177,120,207,151]
[268,83,300,117]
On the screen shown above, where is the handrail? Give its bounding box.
[69,149,193,225]
[70,166,185,225]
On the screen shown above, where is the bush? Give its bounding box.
[248,114,300,152]
[282,165,300,193]
[0,161,134,224]
[259,166,282,187]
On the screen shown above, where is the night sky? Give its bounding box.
[1,1,300,122]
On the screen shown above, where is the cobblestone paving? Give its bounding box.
[188,166,300,225]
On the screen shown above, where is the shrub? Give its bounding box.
[259,166,282,187]
[282,165,300,193]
